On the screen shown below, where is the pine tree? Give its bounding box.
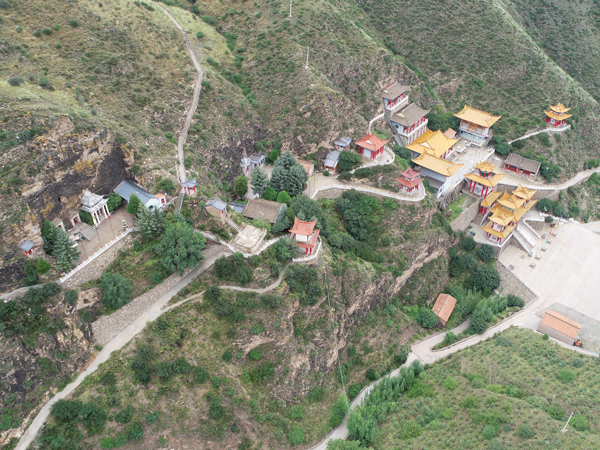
[274,151,298,170]
[268,166,286,193]
[42,219,57,254]
[137,205,166,238]
[286,165,308,196]
[154,222,206,275]
[250,166,269,197]
[127,194,142,215]
[52,226,81,273]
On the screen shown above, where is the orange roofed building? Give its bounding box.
[355,134,390,161]
[432,293,457,327]
[395,167,423,194]
[454,105,500,146]
[545,103,572,129]
[289,217,321,255]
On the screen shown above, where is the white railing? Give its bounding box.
[311,180,425,202]
[59,227,138,284]
[347,145,396,174]
[293,238,322,262]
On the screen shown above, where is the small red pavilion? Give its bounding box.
[355,134,390,161]
[544,103,572,128]
[289,217,320,255]
[395,167,423,193]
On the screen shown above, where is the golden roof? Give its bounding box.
[454,105,501,128]
[406,129,459,158]
[497,191,525,210]
[482,223,515,239]
[411,153,464,177]
[480,191,502,208]
[545,110,573,121]
[475,161,497,173]
[464,172,505,187]
[549,103,571,114]
[488,211,515,227]
[512,184,537,201]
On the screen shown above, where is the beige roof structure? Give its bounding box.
[242,198,284,224]
[382,81,410,100]
[298,159,315,177]
[475,161,497,173]
[482,223,515,239]
[549,103,571,114]
[488,211,514,227]
[432,294,457,323]
[390,103,430,127]
[454,105,501,128]
[539,310,582,339]
[411,153,463,177]
[545,103,572,122]
[497,191,526,210]
[513,184,537,201]
[504,153,541,174]
[443,128,457,139]
[480,191,502,208]
[464,172,505,188]
[406,129,459,158]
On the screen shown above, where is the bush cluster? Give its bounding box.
[214,252,254,285]
[285,265,322,305]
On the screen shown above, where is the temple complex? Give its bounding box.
[289,217,320,255]
[481,186,537,244]
[544,103,572,128]
[464,161,505,198]
[454,105,500,145]
[383,82,429,145]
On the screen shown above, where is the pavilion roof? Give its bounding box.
[464,172,505,187]
[295,228,320,249]
[406,128,459,158]
[482,223,515,239]
[382,81,410,100]
[181,178,197,188]
[395,176,422,189]
[549,103,571,114]
[475,161,497,173]
[497,191,526,210]
[400,167,421,180]
[411,153,463,177]
[355,134,390,152]
[480,191,502,208]
[81,191,105,208]
[454,105,501,128]
[512,184,537,200]
[488,210,515,227]
[545,110,573,121]
[289,217,317,236]
[432,294,457,323]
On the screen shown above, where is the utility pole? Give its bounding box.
[561,412,574,433]
[288,0,292,19]
[305,46,309,70]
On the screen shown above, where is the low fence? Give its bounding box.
[292,238,322,263]
[59,227,138,284]
[311,181,424,202]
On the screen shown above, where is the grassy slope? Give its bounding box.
[376,328,600,449]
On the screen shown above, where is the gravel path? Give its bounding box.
[154,3,203,183]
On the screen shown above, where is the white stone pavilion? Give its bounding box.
[80,191,110,225]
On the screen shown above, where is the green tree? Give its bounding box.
[250,166,269,197]
[268,149,280,163]
[337,151,362,172]
[416,307,439,328]
[99,272,133,309]
[326,440,362,450]
[127,194,142,215]
[469,300,494,333]
[269,151,308,196]
[235,175,248,198]
[137,205,166,238]
[36,258,51,275]
[52,226,81,272]
[477,244,495,261]
[154,222,205,275]
[273,237,301,261]
[495,142,513,156]
[107,193,122,211]
[42,219,57,254]
[471,264,500,291]
[289,195,327,231]
[462,235,476,251]
[262,187,277,201]
[276,190,291,206]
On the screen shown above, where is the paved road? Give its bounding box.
[154,3,203,183]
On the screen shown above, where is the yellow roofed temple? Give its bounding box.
[406,129,459,159]
[545,103,572,128]
[464,161,505,198]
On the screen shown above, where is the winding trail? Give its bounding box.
[154,3,203,183]
[497,164,600,190]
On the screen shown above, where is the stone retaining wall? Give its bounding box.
[61,234,134,289]
[494,260,537,303]
[450,196,481,232]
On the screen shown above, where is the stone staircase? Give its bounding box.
[513,223,538,256]
[224,215,242,233]
[521,220,541,239]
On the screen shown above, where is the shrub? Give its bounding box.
[443,331,457,345]
[126,422,144,441]
[146,411,160,424]
[155,361,173,380]
[107,192,122,211]
[173,356,191,374]
[250,323,264,335]
[460,396,479,409]
[443,377,458,390]
[64,290,78,305]
[248,362,274,383]
[8,77,22,86]
[39,76,49,86]
[471,264,500,291]
[482,424,499,440]
[193,366,209,384]
[203,286,221,303]
[477,244,495,261]
[260,294,284,308]
[545,215,554,223]
[401,420,422,440]
[288,426,305,445]
[247,255,261,267]
[516,424,535,439]
[558,368,576,383]
[202,15,216,25]
[545,404,565,420]
[126,194,142,215]
[196,31,205,38]
[506,294,524,307]
[268,149,280,164]
[338,151,362,172]
[42,28,52,35]
[69,19,79,27]
[348,383,362,399]
[542,333,549,340]
[0,0,9,9]
[462,235,476,251]
[495,142,512,155]
[416,307,439,328]
[222,350,233,362]
[570,414,589,431]
[571,357,584,368]
[234,175,248,198]
[289,404,304,420]
[99,272,132,309]
[469,301,494,334]
[365,368,379,382]
[51,400,83,422]
[248,348,262,360]
[236,265,254,285]
[115,406,134,424]
[36,258,51,274]
[323,170,330,176]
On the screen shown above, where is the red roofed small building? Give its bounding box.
[537,310,582,344]
[355,134,390,161]
[395,167,423,193]
[432,293,457,327]
[289,217,320,255]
